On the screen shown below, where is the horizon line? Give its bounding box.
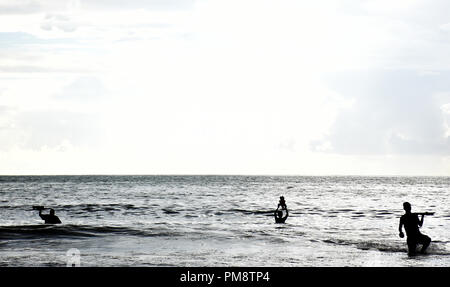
[0,173,449,177]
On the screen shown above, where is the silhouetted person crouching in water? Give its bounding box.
[398,202,431,256]
[33,206,61,224]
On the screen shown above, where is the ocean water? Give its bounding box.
[0,175,449,267]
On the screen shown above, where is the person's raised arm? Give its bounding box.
[38,209,45,220]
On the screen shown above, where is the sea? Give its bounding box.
[0,175,449,267]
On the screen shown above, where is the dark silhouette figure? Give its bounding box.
[275,196,288,223]
[34,206,62,224]
[274,209,289,223]
[277,196,287,210]
[399,202,431,256]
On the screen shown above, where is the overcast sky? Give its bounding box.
[1,0,450,175]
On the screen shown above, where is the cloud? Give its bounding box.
[0,32,41,48]
[312,69,450,155]
[40,14,78,32]
[0,65,87,73]
[0,33,95,76]
[0,0,42,15]
[0,108,104,151]
[0,0,195,15]
[0,77,107,152]
[78,0,196,11]
[0,32,78,49]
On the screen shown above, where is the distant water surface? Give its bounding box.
[0,175,449,266]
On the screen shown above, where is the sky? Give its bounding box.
[1,0,450,176]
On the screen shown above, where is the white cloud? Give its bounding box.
[315,70,450,155]
[0,0,42,15]
[40,14,78,32]
[0,108,104,151]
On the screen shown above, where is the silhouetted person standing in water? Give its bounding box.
[34,206,61,224]
[399,202,431,256]
[274,196,288,223]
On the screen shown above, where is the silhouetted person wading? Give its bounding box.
[398,202,431,256]
[33,206,62,224]
[274,196,288,223]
